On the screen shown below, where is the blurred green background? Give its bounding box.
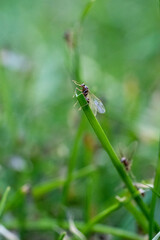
[0,0,160,239]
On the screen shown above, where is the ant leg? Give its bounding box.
[82,103,88,108]
[73,91,76,98]
[76,87,82,92]
[72,80,84,86]
[73,88,81,98]
[73,101,78,107]
[72,80,81,86]
[129,171,136,181]
[78,102,89,111]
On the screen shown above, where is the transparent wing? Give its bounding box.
[127,141,138,161]
[89,96,98,116]
[118,146,124,159]
[88,92,106,115]
[118,142,137,161]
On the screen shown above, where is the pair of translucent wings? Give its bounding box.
[88,91,106,116]
[118,141,138,169]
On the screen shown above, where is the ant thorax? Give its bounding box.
[81,84,89,97]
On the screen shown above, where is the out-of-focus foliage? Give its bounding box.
[0,0,159,239]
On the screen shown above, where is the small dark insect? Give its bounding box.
[99,234,108,240]
[137,187,145,197]
[119,141,137,172]
[120,156,130,171]
[78,83,90,103]
[134,182,148,197]
[64,30,74,48]
[73,80,105,116]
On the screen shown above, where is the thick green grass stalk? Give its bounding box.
[125,200,148,232]
[58,232,66,240]
[84,192,148,234]
[76,93,153,225]
[62,117,85,204]
[0,187,10,218]
[83,201,121,234]
[4,218,144,240]
[149,139,160,240]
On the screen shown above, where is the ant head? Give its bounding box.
[121,157,127,162]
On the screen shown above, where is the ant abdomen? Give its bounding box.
[86,97,89,103]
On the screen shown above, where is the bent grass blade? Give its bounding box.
[76,93,160,232]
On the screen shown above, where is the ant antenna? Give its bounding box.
[72,80,83,86]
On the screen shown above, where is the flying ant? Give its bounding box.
[72,80,105,116]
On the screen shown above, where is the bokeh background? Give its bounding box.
[0,0,160,239]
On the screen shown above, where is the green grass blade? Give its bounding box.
[80,0,96,24]
[31,165,96,198]
[5,166,96,212]
[92,224,144,240]
[71,0,96,82]
[62,116,85,204]
[84,192,148,234]
[3,219,144,240]
[4,188,27,212]
[33,179,64,198]
[152,231,160,240]
[0,187,10,218]
[149,139,160,240]
[83,202,121,234]
[125,200,148,232]
[72,47,82,82]
[58,232,66,240]
[76,93,151,223]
